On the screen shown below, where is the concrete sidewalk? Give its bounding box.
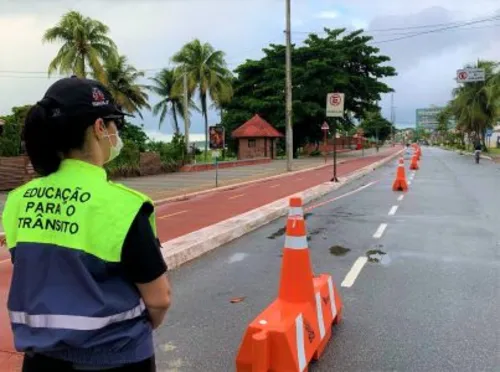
[0,148,381,232]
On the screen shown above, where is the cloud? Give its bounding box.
[368,7,500,70]
[315,10,340,20]
[0,0,499,133]
[146,131,205,144]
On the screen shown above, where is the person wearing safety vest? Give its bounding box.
[2,77,172,371]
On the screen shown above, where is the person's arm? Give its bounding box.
[121,203,171,329]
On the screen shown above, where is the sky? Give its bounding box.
[0,0,499,142]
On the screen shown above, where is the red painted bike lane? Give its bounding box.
[155,148,400,242]
[0,147,400,371]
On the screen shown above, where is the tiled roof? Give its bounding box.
[232,114,284,138]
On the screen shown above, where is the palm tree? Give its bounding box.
[100,54,150,118]
[209,72,234,121]
[43,11,117,82]
[148,68,198,134]
[172,39,233,160]
[450,60,500,149]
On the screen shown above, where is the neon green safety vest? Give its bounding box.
[2,158,158,365]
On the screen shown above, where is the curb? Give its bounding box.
[161,148,403,270]
[442,147,493,161]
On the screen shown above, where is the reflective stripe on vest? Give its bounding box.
[9,300,146,331]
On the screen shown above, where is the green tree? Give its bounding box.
[435,106,454,144]
[148,68,198,134]
[0,105,32,156]
[360,110,394,145]
[172,39,233,160]
[448,60,500,149]
[120,121,149,152]
[221,28,396,155]
[100,54,150,118]
[43,11,117,82]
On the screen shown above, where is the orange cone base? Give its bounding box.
[312,274,343,360]
[392,179,408,192]
[236,274,343,372]
[410,163,419,170]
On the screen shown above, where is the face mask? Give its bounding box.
[103,130,124,163]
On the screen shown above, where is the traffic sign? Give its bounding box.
[456,68,485,83]
[326,93,345,118]
[486,129,493,137]
[321,122,329,131]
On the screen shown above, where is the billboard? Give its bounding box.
[416,107,444,131]
[209,125,225,150]
[416,107,456,132]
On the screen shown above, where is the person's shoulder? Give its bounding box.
[5,177,42,202]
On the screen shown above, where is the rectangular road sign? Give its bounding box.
[456,68,485,83]
[326,93,345,118]
[486,129,493,137]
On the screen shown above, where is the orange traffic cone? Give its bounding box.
[392,158,408,192]
[410,154,419,170]
[236,197,343,372]
[416,147,421,160]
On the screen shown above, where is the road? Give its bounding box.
[0,147,399,371]
[154,147,499,372]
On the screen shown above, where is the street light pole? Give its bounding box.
[331,119,339,182]
[285,0,293,171]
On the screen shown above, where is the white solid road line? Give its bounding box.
[373,223,388,239]
[397,195,404,201]
[388,205,398,216]
[341,257,369,288]
[159,210,189,219]
[408,181,412,185]
[306,180,378,211]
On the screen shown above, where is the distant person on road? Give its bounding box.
[2,77,171,372]
[474,140,482,151]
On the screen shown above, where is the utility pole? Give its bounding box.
[285,0,293,171]
[183,72,190,155]
[390,93,395,143]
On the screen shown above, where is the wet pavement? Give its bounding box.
[154,147,499,371]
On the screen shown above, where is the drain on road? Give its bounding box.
[308,227,326,242]
[267,227,286,239]
[329,245,351,256]
[366,249,390,264]
[230,296,246,304]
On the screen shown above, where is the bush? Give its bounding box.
[0,121,22,157]
[309,149,322,157]
[105,140,141,177]
[146,134,187,172]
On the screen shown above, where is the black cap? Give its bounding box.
[40,76,133,119]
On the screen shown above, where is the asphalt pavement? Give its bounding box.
[154,147,500,372]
